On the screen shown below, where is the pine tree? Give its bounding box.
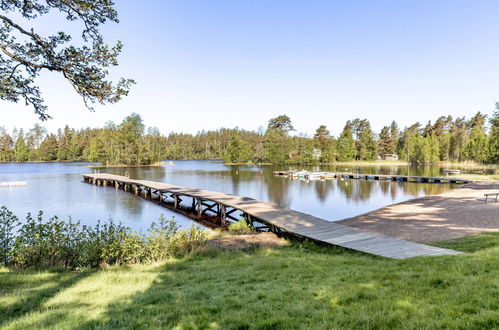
[378,126,391,158]
[226,135,252,163]
[267,115,294,136]
[389,121,399,154]
[337,125,356,161]
[14,134,28,162]
[465,126,489,163]
[39,134,58,161]
[489,110,499,163]
[264,130,289,164]
[314,125,331,150]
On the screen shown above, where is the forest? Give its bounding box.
[0,111,497,165]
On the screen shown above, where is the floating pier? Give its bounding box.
[273,170,473,184]
[82,173,462,259]
[0,181,27,187]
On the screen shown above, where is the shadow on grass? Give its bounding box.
[2,233,498,329]
[78,236,499,329]
[75,245,385,329]
[0,268,94,328]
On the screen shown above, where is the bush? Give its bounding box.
[89,218,145,267]
[12,212,89,268]
[145,214,180,262]
[1,206,208,269]
[0,206,20,266]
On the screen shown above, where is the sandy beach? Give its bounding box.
[339,182,499,243]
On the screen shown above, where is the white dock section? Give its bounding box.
[0,181,27,187]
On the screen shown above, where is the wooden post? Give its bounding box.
[197,198,202,217]
[220,204,226,226]
[244,213,252,227]
[173,194,179,208]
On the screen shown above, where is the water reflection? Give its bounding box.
[314,180,331,202]
[1,161,457,230]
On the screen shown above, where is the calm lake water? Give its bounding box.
[0,161,456,232]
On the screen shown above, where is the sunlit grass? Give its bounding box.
[1,233,498,329]
[447,173,499,181]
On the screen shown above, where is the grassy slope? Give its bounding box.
[1,233,498,329]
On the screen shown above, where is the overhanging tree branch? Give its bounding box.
[0,0,134,120]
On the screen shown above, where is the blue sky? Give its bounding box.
[2,0,499,136]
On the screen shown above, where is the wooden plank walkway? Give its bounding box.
[82,173,462,259]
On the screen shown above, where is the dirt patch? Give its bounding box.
[206,232,288,251]
[339,181,499,243]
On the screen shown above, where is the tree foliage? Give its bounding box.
[1,111,498,165]
[267,115,295,136]
[0,0,134,119]
[489,110,499,163]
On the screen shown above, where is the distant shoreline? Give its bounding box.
[1,159,497,170]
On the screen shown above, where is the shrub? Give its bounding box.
[0,206,20,266]
[145,214,180,262]
[1,206,208,269]
[90,218,145,267]
[12,212,93,269]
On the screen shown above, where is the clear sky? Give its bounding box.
[2,0,499,137]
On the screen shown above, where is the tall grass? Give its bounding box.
[227,219,254,235]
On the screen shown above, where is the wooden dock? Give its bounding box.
[273,170,473,184]
[82,173,462,259]
[0,181,27,187]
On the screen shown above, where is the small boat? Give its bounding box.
[443,169,461,175]
[306,172,327,180]
[291,170,308,179]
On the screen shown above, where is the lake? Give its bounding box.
[0,160,456,232]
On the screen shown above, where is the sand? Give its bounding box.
[339,182,499,243]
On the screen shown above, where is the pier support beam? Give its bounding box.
[219,204,226,226]
[196,198,202,217]
[173,194,179,208]
[201,202,218,215]
[243,213,253,227]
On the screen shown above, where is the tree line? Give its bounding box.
[0,111,497,165]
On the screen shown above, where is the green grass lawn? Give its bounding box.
[1,233,498,329]
[447,174,499,181]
